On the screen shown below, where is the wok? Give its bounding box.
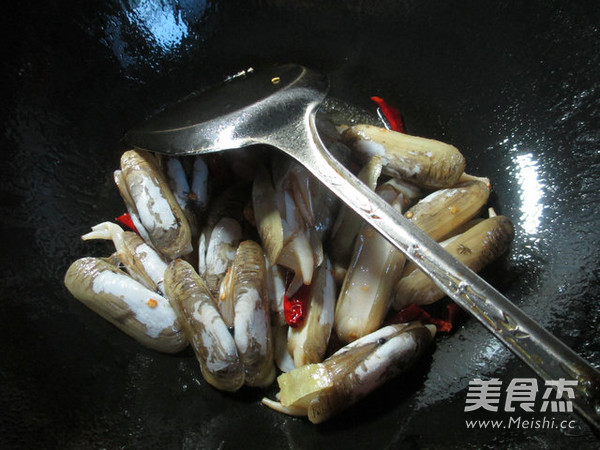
[1,0,599,448]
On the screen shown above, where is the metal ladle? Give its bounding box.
[125,64,600,432]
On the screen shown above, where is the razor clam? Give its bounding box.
[190,156,209,213]
[262,322,436,424]
[204,217,243,311]
[81,221,168,294]
[396,180,490,281]
[334,182,407,343]
[251,165,283,265]
[164,259,245,392]
[405,179,490,243]
[393,215,514,309]
[64,257,187,353]
[287,257,336,366]
[272,156,330,267]
[223,240,275,387]
[458,172,493,187]
[165,157,189,210]
[198,184,247,302]
[331,321,418,356]
[266,256,292,372]
[328,156,383,268]
[253,165,314,294]
[265,255,287,327]
[341,124,466,188]
[375,177,422,210]
[279,148,345,243]
[280,163,322,248]
[164,156,200,238]
[114,169,153,244]
[117,150,193,259]
[278,189,316,294]
[274,325,296,373]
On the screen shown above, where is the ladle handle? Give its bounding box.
[277,109,600,433]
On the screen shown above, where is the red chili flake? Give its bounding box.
[146,298,158,309]
[370,96,405,133]
[389,303,458,333]
[115,213,139,234]
[284,284,310,328]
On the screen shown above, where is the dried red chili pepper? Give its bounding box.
[115,213,139,234]
[370,96,405,133]
[428,315,453,333]
[284,284,310,328]
[389,302,457,333]
[392,303,430,323]
[445,302,460,327]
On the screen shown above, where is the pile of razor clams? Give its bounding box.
[64,115,514,424]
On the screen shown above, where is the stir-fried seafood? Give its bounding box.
[115,150,193,259]
[341,124,466,188]
[222,240,275,387]
[64,99,514,424]
[393,211,515,309]
[287,257,336,366]
[81,221,169,294]
[334,181,408,343]
[164,259,245,392]
[262,322,435,423]
[64,257,187,353]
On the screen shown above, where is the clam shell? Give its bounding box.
[64,257,187,353]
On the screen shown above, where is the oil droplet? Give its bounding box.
[271,77,281,85]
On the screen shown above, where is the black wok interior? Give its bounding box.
[2,1,599,448]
